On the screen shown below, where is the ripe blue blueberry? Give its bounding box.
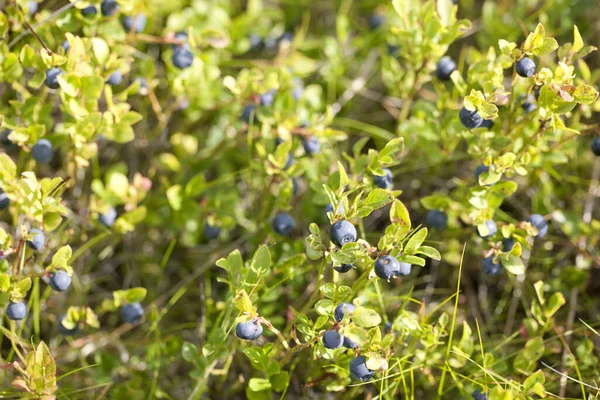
[480,119,494,129]
[481,256,503,276]
[425,210,448,230]
[272,212,295,236]
[45,68,64,89]
[502,237,515,252]
[373,168,393,189]
[1,130,16,150]
[81,5,97,17]
[349,356,375,381]
[472,390,487,400]
[383,321,393,334]
[31,138,54,163]
[528,214,548,238]
[101,0,119,16]
[172,31,190,50]
[240,104,256,124]
[322,330,344,349]
[99,207,117,228]
[436,57,457,81]
[325,202,345,216]
[591,137,600,156]
[49,270,71,292]
[374,255,400,279]
[6,301,27,321]
[343,336,359,349]
[122,14,147,33]
[520,94,537,113]
[120,302,144,323]
[62,39,70,53]
[172,48,194,69]
[459,107,483,129]
[334,264,353,273]
[302,136,320,155]
[397,261,412,276]
[0,188,9,210]
[516,57,536,78]
[204,222,221,239]
[330,220,357,247]
[58,315,79,335]
[369,14,385,30]
[235,319,263,340]
[478,220,498,238]
[106,70,122,86]
[334,302,355,322]
[291,78,304,101]
[27,228,45,251]
[283,153,293,170]
[259,90,276,107]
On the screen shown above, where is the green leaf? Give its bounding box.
[248,377,271,392]
[234,289,255,313]
[314,299,333,316]
[572,25,584,53]
[125,287,147,303]
[0,273,9,292]
[181,342,198,362]
[166,185,183,211]
[337,161,348,192]
[398,255,426,266]
[416,246,441,260]
[252,245,271,271]
[269,371,290,393]
[533,37,558,56]
[356,189,394,218]
[573,84,599,104]
[544,292,565,318]
[500,254,525,275]
[352,306,381,328]
[390,199,411,230]
[404,228,428,254]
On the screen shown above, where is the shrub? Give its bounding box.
[0,0,599,398]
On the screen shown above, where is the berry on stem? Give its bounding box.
[45,68,64,89]
[349,356,375,381]
[27,228,45,251]
[49,270,72,292]
[31,139,54,163]
[236,319,263,340]
[528,214,548,238]
[425,210,448,230]
[322,330,344,349]
[516,57,536,78]
[99,207,118,228]
[120,302,144,323]
[334,303,355,322]
[373,169,393,189]
[481,256,503,276]
[436,57,457,81]
[374,255,400,279]
[329,220,357,247]
[7,302,27,320]
[272,212,295,236]
[459,107,483,129]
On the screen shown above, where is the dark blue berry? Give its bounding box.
[235,319,263,340]
[592,137,600,156]
[502,237,515,252]
[349,356,375,381]
[330,220,357,247]
[302,136,320,155]
[472,389,488,400]
[27,228,45,251]
[81,5,97,17]
[374,255,400,279]
[122,14,147,33]
[528,214,548,238]
[481,256,503,276]
[172,31,189,50]
[343,336,359,349]
[99,207,117,228]
[58,315,79,335]
[45,68,63,89]
[49,270,71,292]
[0,188,9,210]
[172,48,194,69]
[480,119,494,129]
[520,94,537,113]
[478,220,498,238]
[272,212,295,236]
[204,222,221,239]
[425,210,448,230]
[120,302,144,323]
[62,39,70,53]
[436,57,457,81]
[31,139,54,163]
[516,57,536,78]
[373,168,393,189]
[240,104,256,124]
[325,202,345,216]
[383,321,393,334]
[334,303,355,322]
[322,330,344,349]
[6,301,27,320]
[101,0,119,16]
[459,107,483,129]
[259,90,276,107]
[369,14,385,30]
[334,264,353,273]
[106,70,122,86]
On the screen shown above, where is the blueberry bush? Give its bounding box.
[0,0,599,398]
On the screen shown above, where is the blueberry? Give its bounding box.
[325,202,345,216]
[31,138,54,163]
[516,57,536,78]
[520,94,536,113]
[528,214,548,238]
[172,48,194,69]
[472,389,487,400]
[28,1,38,15]
[27,228,45,251]
[283,153,293,170]
[459,107,483,129]
[100,0,119,16]
[1,130,16,150]
[49,270,71,292]
[373,168,393,189]
[120,302,144,323]
[481,256,503,276]
[62,39,70,53]
[474,164,491,184]
[334,264,353,273]
[397,261,412,276]
[425,210,448,230]
[135,77,148,95]
[291,78,304,101]
[106,70,122,86]
[6,301,27,321]
[374,255,400,279]
[334,302,355,322]
[203,222,221,239]
[235,319,263,340]
[81,5,97,17]
[322,330,344,349]
[172,31,189,50]
[0,188,9,210]
[436,57,457,81]
[122,14,147,33]
[480,119,494,129]
[99,207,117,228]
[369,14,385,30]
[478,220,498,238]
[330,220,357,247]
[240,104,256,124]
[58,315,79,335]
[259,90,276,107]
[272,212,295,236]
[302,136,320,155]
[343,336,359,349]
[349,356,374,381]
[45,68,64,89]
[383,321,393,334]
[592,137,600,156]
[502,237,515,252]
